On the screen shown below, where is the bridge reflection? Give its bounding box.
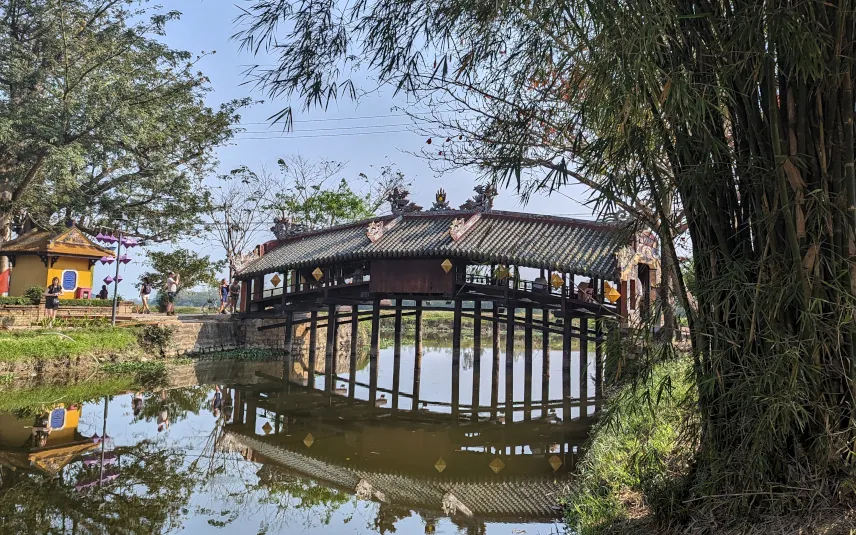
[221,366,594,529]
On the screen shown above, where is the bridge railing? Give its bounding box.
[459,273,590,301]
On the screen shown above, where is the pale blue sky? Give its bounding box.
[94,1,594,294]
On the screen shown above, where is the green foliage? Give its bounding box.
[141,249,225,297]
[0,296,117,307]
[22,286,43,304]
[0,0,248,243]
[0,328,138,362]
[136,324,175,358]
[0,376,138,414]
[564,358,695,534]
[194,348,282,361]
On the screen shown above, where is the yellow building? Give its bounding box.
[0,226,115,299]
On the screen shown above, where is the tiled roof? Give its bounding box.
[0,227,114,258]
[238,210,624,280]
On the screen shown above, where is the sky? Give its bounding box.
[94,0,595,294]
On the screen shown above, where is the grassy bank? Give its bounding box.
[563,357,696,535]
[0,375,140,414]
[0,328,140,362]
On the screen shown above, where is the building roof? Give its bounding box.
[238,210,626,281]
[0,227,115,259]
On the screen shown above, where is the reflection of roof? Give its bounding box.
[0,441,99,476]
[0,227,114,258]
[224,431,567,522]
[239,210,624,280]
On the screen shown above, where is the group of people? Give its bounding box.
[40,271,242,325]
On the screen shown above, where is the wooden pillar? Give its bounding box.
[491,303,500,420]
[282,311,294,387]
[253,275,263,301]
[562,312,572,420]
[239,280,250,313]
[412,300,423,411]
[524,307,533,421]
[542,307,550,417]
[580,317,588,417]
[619,279,629,323]
[452,298,462,421]
[505,304,515,423]
[472,300,482,421]
[392,300,403,413]
[349,307,359,402]
[324,304,337,395]
[369,298,381,408]
[308,310,318,388]
[595,280,604,403]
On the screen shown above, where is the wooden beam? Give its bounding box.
[308,310,318,388]
[369,298,380,408]
[505,304,515,423]
[451,298,462,421]
[524,307,533,421]
[392,301,402,413]
[472,300,482,422]
[348,307,358,403]
[324,304,337,394]
[412,300,423,411]
[491,303,500,420]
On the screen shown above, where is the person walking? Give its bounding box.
[139,277,152,314]
[165,272,179,316]
[218,278,229,314]
[96,284,109,300]
[44,277,63,327]
[228,278,241,314]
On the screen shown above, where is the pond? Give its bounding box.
[0,343,596,534]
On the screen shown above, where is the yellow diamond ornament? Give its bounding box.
[312,267,324,281]
[435,458,447,473]
[441,259,453,273]
[550,273,564,289]
[489,457,506,474]
[303,433,315,448]
[605,282,621,303]
[262,422,273,435]
[548,455,563,472]
[270,274,282,287]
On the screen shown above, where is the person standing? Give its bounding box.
[165,272,179,316]
[218,278,229,314]
[44,277,63,327]
[96,284,109,300]
[139,277,152,314]
[228,278,241,314]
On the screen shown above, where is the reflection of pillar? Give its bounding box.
[505,305,515,423]
[580,317,588,416]
[451,298,462,421]
[412,300,423,411]
[491,304,500,420]
[562,313,572,419]
[472,300,482,421]
[392,301,402,412]
[282,311,294,389]
[369,298,380,408]
[524,307,533,421]
[235,389,244,425]
[247,396,257,432]
[542,308,550,417]
[308,310,318,388]
[349,307,359,402]
[325,304,337,395]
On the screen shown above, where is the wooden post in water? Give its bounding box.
[349,307,359,402]
[369,298,381,408]
[542,307,550,417]
[491,303,500,420]
[472,300,482,421]
[562,310,572,420]
[412,300,423,411]
[282,311,294,390]
[580,317,589,417]
[392,300,403,413]
[452,298,462,421]
[505,303,515,423]
[308,310,318,388]
[524,307,533,421]
[324,304,337,395]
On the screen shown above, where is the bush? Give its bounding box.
[136,324,175,358]
[23,285,43,304]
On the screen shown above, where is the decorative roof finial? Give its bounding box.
[459,184,497,212]
[271,218,308,240]
[430,188,450,211]
[387,187,422,214]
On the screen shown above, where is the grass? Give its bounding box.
[0,327,139,362]
[562,357,696,535]
[0,375,139,414]
[192,348,283,361]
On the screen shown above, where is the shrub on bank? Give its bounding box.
[563,357,696,535]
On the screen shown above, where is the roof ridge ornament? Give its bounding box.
[459,184,497,212]
[450,212,481,241]
[366,215,402,243]
[271,218,309,240]
[430,188,450,211]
